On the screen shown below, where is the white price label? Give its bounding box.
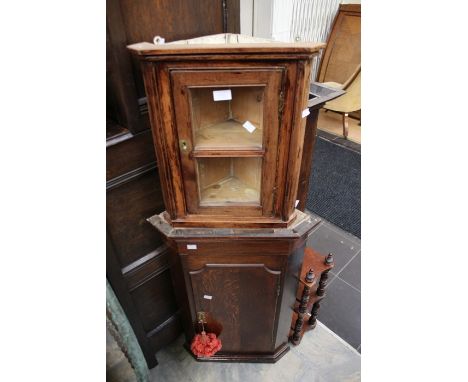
[302,108,310,118]
[243,121,256,133]
[212,89,232,101]
[295,200,300,207]
[187,244,197,250]
[203,295,213,300]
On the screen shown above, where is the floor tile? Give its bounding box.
[318,276,361,350]
[337,252,361,291]
[306,220,360,275]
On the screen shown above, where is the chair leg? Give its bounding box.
[342,113,349,139]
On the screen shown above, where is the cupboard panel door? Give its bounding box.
[188,264,281,353]
[171,68,284,218]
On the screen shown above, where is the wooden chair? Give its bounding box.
[317,3,361,139]
[322,65,361,138]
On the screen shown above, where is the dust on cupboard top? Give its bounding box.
[128,34,325,229]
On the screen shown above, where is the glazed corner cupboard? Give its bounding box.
[129,34,325,229]
[128,34,333,363]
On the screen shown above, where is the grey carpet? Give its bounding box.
[306,137,361,238]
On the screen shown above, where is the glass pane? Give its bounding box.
[190,87,264,150]
[197,157,262,205]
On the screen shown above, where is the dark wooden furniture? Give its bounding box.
[106,1,240,368]
[289,248,334,345]
[148,211,320,362]
[129,34,340,362]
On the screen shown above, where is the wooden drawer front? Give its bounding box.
[188,263,282,353]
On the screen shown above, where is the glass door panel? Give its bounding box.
[171,68,283,216]
[197,157,262,205]
[190,87,264,150]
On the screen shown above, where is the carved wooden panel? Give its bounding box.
[189,264,281,353]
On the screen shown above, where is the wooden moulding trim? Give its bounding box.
[106,129,134,147]
[147,210,321,239]
[140,54,319,62]
[142,62,179,218]
[145,311,180,339]
[122,245,170,292]
[106,163,157,191]
[282,59,311,219]
[127,42,326,57]
[184,341,290,363]
[121,243,168,275]
[164,211,300,229]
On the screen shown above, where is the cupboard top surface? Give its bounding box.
[128,33,325,57]
[147,210,321,239]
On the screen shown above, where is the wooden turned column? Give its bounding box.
[289,249,335,346]
[293,269,315,342]
[308,301,321,327]
[316,253,333,296]
[309,253,334,327]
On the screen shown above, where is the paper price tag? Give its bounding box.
[187,244,197,250]
[302,108,310,118]
[203,295,213,300]
[213,89,232,101]
[243,121,256,133]
[295,200,300,207]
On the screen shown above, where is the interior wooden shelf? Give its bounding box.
[194,119,263,150]
[200,176,260,205]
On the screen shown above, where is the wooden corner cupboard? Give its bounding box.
[128,34,325,229]
[128,34,339,363]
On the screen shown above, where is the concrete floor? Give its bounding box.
[150,322,360,382]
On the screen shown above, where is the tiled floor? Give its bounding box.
[151,322,360,382]
[306,211,361,352]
